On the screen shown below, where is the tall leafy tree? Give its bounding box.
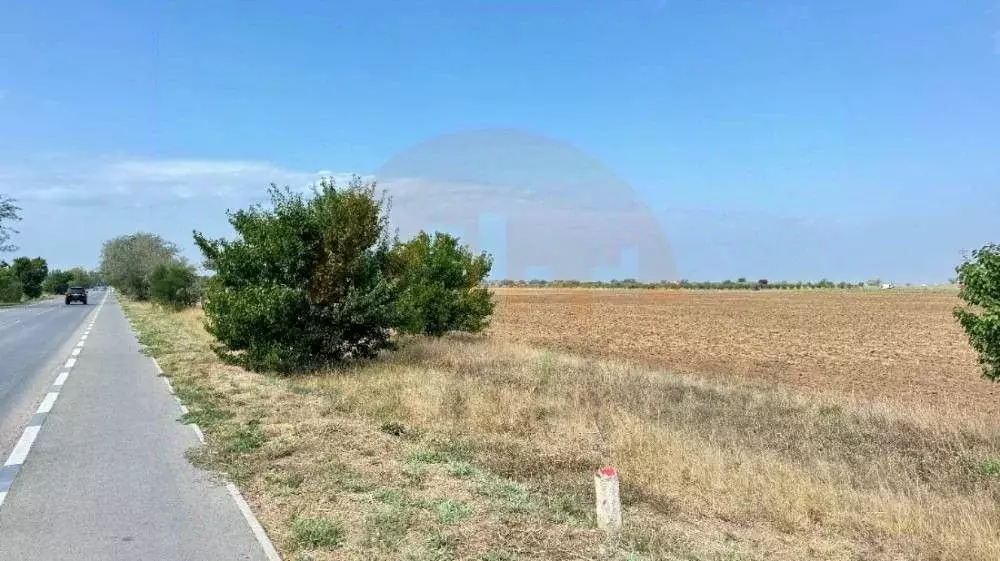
[100,233,180,299]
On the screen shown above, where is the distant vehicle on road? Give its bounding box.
[65,286,88,305]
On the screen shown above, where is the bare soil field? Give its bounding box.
[489,288,997,413]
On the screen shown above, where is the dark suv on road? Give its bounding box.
[65,286,88,305]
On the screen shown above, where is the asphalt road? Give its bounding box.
[0,297,92,455]
[0,292,272,560]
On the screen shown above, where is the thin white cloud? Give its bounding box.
[0,157,330,206]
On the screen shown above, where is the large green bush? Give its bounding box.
[193,178,399,372]
[0,267,23,303]
[11,256,48,299]
[149,261,200,310]
[390,231,494,336]
[955,243,1000,381]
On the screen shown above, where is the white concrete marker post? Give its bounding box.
[594,465,622,534]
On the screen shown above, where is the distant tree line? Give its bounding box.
[488,278,890,290]
[0,194,103,303]
[43,267,103,294]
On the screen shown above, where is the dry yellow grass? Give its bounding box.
[122,296,1000,561]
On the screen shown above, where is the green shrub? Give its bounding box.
[11,257,48,299]
[43,269,72,294]
[149,261,200,309]
[390,231,494,336]
[0,267,23,303]
[194,178,398,372]
[955,243,1000,381]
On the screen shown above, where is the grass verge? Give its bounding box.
[122,300,1000,561]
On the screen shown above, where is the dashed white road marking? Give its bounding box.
[36,392,59,414]
[5,426,41,467]
[0,288,111,512]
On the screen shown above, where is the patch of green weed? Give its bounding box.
[429,499,472,525]
[289,516,345,549]
[226,420,265,453]
[364,506,411,551]
[446,461,475,478]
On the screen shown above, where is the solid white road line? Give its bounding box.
[226,482,282,561]
[4,426,41,466]
[149,353,280,560]
[36,393,59,414]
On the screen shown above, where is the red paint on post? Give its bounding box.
[598,466,616,478]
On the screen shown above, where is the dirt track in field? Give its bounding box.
[488,288,998,413]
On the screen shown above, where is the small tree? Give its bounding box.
[149,261,200,310]
[0,266,23,303]
[390,231,494,336]
[954,243,1000,381]
[11,257,48,298]
[100,233,180,299]
[194,178,398,372]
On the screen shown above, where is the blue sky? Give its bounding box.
[1,1,998,282]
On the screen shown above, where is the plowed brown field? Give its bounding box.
[489,288,998,413]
